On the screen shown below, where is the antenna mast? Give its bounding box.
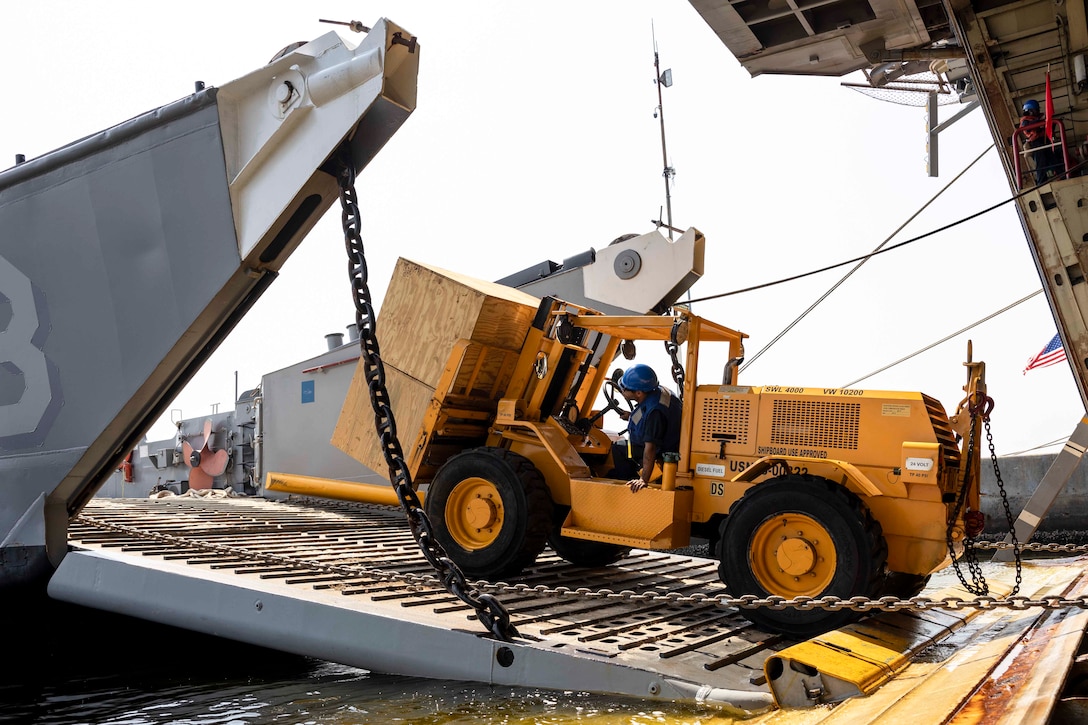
[653,22,675,240]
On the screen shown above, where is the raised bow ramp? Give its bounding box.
[0,20,418,588]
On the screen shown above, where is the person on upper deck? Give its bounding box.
[1020,99,1061,186]
[610,364,683,492]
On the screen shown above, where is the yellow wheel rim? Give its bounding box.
[444,477,504,551]
[749,513,837,597]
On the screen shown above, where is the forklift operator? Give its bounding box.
[613,364,683,492]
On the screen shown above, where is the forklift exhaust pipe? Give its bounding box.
[723,357,744,385]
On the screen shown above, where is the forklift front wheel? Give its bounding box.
[719,475,887,638]
[444,477,506,551]
[425,447,553,580]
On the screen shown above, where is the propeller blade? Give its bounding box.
[202,419,213,448]
[182,440,195,467]
[189,466,213,490]
[202,448,230,477]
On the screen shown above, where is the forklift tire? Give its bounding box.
[548,507,631,568]
[719,475,887,638]
[424,447,553,580]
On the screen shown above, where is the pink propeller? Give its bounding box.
[182,419,229,490]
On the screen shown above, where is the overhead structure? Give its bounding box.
[688,0,958,77]
[496,227,705,315]
[688,0,1088,409]
[689,0,1088,543]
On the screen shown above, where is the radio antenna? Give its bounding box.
[652,21,676,240]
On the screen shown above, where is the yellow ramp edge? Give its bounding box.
[765,583,1012,708]
[749,558,1088,724]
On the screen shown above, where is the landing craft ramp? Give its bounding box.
[53,496,781,712]
[50,495,1088,720]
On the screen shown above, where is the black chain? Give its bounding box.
[665,319,685,398]
[334,151,517,641]
[947,395,988,595]
[986,414,1022,595]
[945,393,1026,597]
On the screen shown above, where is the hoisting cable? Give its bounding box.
[840,288,1042,387]
[739,144,993,373]
[1004,436,1069,456]
[686,152,1088,307]
[333,148,518,642]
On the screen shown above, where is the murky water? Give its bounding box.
[2,595,744,725]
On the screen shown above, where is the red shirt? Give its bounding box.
[1020,111,1044,143]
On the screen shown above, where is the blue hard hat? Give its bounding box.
[620,364,658,393]
[1023,99,1040,113]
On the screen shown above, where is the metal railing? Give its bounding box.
[1012,118,1072,189]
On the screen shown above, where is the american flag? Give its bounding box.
[1024,332,1066,373]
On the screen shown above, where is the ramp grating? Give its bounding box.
[69,495,783,696]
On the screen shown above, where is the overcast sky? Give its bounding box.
[3,0,1080,454]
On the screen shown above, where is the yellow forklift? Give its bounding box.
[334,264,986,637]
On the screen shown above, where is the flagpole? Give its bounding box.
[1045,63,1054,142]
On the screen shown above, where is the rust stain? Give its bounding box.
[947,570,1088,724]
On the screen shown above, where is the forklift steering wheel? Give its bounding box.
[578,380,634,434]
[603,380,634,416]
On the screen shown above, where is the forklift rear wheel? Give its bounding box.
[425,447,553,580]
[548,507,631,568]
[719,475,887,638]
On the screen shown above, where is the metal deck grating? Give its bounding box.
[69,495,784,693]
[62,494,1088,720]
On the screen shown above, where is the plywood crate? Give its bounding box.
[332,258,540,475]
[331,360,435,478]
[376,258,540,385]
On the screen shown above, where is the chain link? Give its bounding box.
[664,319,685,397]
[469,581,1087,614]
[986,411,1023,593]
[976,540,1088,553]
[946,394,989,595]
[75,514,1088,615]
[944,394,1022,597]
[334,153,517,641]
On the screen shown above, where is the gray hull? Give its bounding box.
[0,21,420,587]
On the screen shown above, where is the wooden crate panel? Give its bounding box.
[331,359,435,478]
[450,345,519,399]
[377,258,539,386]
